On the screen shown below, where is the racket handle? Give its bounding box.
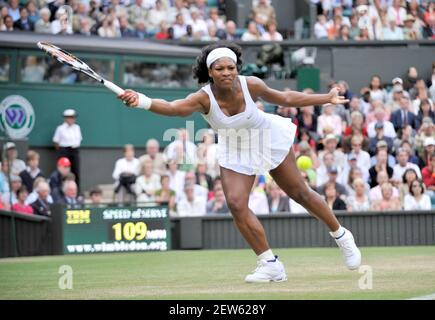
[103,80,125,95]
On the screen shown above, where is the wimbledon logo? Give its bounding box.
[0,95,35,139]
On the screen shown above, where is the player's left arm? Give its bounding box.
[247,76,349,107]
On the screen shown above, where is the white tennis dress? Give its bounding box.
[201,75,297,175]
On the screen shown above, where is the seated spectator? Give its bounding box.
[317,165,348,200]
[34,7,51,34]
[391,148,422,185]
[2,175,22,206]
[241,20,261,41]
[368,124,395,157]
[391,95,420,133]
[348,135,371,177]
[119,15,135,37]
[383,18,404,40]
[317,104,343,138]
[134,160,161,203]
[314,14,328,39]
[7,0,20,22]
[155,21,170,40]
[14,7,34,31]
[387,0,407,27]
[182,170,208,203]
[89,187,103,205]
[369,170,399,203]
[134,19,148,39]
[164,129,197,168]
[422,152,435,193]
[19,150,44,193]
[324,182,347,211]
[369,75,388,103]
[0,161,8,194]
[262,20,283,41]
[112,144,141,203]
[344,111,368,138]
[196,130,218,179]
[25,177,53,205]
[316,151,345,188]
[416,101,435,131]
[49,157,72,202]
[224,20,239,41]
[30,181,51,216]
[59,180,83,208]
[318,133,346,170]
[404,179,431,210]
[139,139,167,176]
[399,168,419,202]
[147,0,168,32]
[297,105,318,140]
[248,178,269,215]
[4,142,26,177]
[252,0,276,27]
[187,6,208,38]
[154,174,176,214]
[1,15,14,31]
[166,158,185,201]
[206,184,229,214]
[370,182,402,211]
[12,186,33,215]
[127,0,148,26]
[369,147,394,187]
[367,107,396,139]
[267,181,289,213]
[51,6,73,35]
[172,13,187,39]
[386,84,406,113]
[346,178,371,212]
[195,162,213,192]
[403,14,421,40]
[177,182,206,217]
[344,166,370,196]
[206,7,225,31]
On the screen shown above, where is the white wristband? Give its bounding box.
[137,93,152,110]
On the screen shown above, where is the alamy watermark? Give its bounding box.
[162,121,273,168]
[358,265,373,290]
[58,265,73,290]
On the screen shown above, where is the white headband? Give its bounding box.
[206,48,237,69]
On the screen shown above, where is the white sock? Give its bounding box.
[330,226,346,239]
[258,249,275,261]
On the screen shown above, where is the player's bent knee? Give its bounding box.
[227,197,249,216]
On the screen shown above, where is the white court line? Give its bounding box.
[407,292,435,300]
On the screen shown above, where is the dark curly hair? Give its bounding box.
[193,42,243,85]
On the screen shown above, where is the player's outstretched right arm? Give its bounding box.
[118,90,206,117]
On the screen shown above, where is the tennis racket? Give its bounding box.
[37,41,125,95]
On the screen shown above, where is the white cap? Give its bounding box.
[424,137,435,147]
[392,77,403,85]
[63,109,76,117]
[4,142,16,150]
[356,5,368,13]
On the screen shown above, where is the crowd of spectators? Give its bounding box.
[313,0,435,40]
[1,0,433,41]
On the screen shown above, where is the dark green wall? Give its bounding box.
[0,84,207,147]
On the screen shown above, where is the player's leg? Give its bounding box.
[269,150,361,270]
[220,166,287,282]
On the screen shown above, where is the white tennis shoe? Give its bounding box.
[245,256,288,283]
[331,228,361,270]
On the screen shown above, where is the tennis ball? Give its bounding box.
[296,155,313,171]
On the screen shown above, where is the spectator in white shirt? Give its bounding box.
[177,182,206,217]
[164,128,197,167]
[172,12,187,39]
[369,170,400,202]
[206,7,225,31]
[139,139,167,175]
[112,144,141,203]
[147,0,168,31]
[317,104,343,138]
[404,179,431,210]
[367,107,396,139]
[53,109,82,189]
[262,20,283,41]
[134,160,161,203]
[314,14,328,39]
[187,6,208,38]
[318,133,347,170]
[348,135,371,178]
[166,158,185,201]
[391,147,422,185]
[387,0,407,27]
[3,142,26,177]
[241,21,261,41]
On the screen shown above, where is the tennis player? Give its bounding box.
[118,43,361,283]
